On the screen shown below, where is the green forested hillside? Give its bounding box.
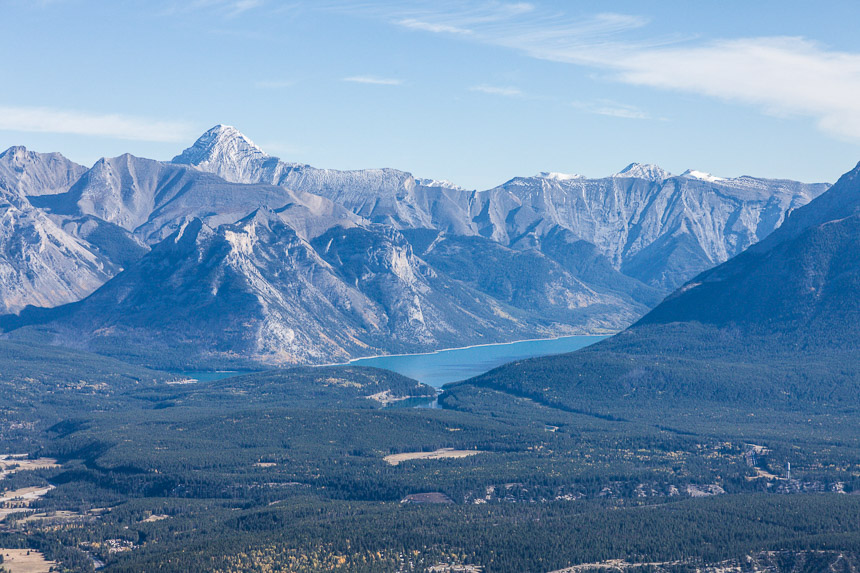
[0,349,857,572]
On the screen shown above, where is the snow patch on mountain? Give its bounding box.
[416,178,467,191]
[681,169,725,183]
[172,124,283,184]
[538,172,584,181]
[613,163,671,181]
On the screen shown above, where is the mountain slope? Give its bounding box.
[402,228,662,329]
[477,171,828,290]
[176,127,827,292]
[34,153,358,246]
[443,161,860,409]
[172,125,477,233]
[3,136,662,363]
[1,210,574,367]
[0,128,829,367]
[638,161,860,345]
[0,184,114,314]
[0,146,86,197]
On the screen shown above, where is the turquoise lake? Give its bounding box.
[348,335,608,387]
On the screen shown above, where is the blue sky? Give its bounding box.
[2,0,860,188]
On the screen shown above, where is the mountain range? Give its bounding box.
[0,126,830,366]
[445,160,860,410]
[175,126,827,291]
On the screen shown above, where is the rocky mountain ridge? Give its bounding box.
[446,159,860,409]
[0,126,831,365]
[177,126,828,290]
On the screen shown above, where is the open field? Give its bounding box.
[0,457,58,479]
[0,486,54,504]
[142,514,170,523]
[384,448,483,466]
[0,549,57,573]
[0,485,56,522]
[18,510,84,524]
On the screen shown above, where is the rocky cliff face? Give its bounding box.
[0,146,86,197]
[639,160,860,345]
[172,125,477,233]
[474,169,827,290]
[0,128,832,366]
[36,152,357,246]
[0,184,113,314]
[5,211,577,366]
[176,128,827,291]
[450,160,860,409]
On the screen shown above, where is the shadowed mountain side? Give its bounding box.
[0,213,576,369]
[0,184,115,314]
[638,161,860,344]
[401,228,663,328]
[442,162,860,411]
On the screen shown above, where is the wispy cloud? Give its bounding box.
[380,4,651,54]
[343,76,403,86]
[572,100,656,120]
[0,106,194,142]
[469,85,523,97]
[613,38,860,138]
[349,2,860,140]
[397,18,472,35]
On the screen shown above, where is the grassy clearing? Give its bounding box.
[384,448,483,466]
[0,549,57,573]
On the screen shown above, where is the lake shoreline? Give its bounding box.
[317,332,615,368]
[336,334,611,387]
[173,334,613,386]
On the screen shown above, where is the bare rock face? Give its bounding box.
[639,160,860,345]
[455,160,860,410]
[37,152,358,246]
[6,211,571,367]
[0,128,833,366]
[172,125,477,233]
[176,127,827,292]
[172,124,276,185]
[0,146,86,197]
[475,171,827,290]
[0,186,113,314]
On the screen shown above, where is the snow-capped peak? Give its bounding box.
[416,178,465,191]
[612,163,671,181]
[172,125,272,184]
[174,125,268,163]
[681,169,725,183]
[537,171,584,181]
